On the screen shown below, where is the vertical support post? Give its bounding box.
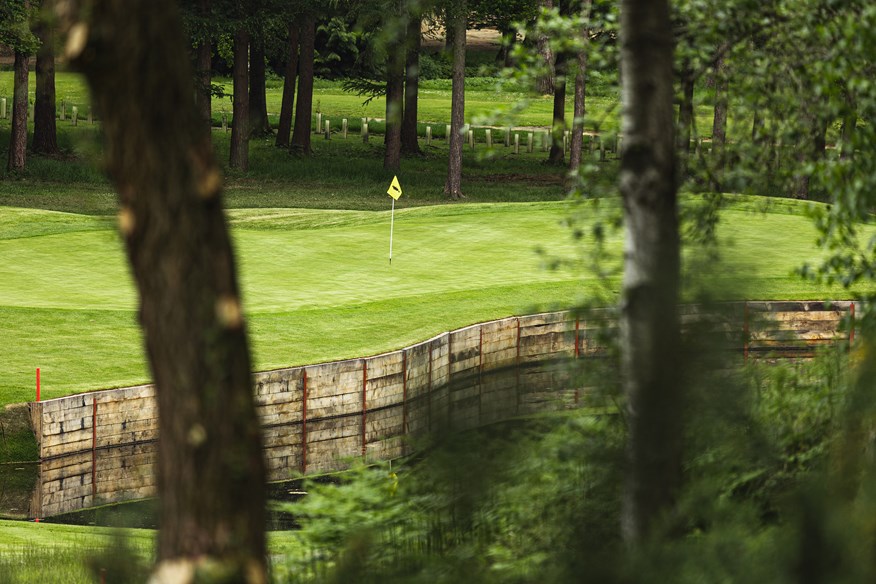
[72,106,78,126]
[850,302,856,348]
[743,302,750,362]
[468,129,474,150]
[222,112,227,132]
[485,128,492,147]
[316,112,322,133]
[88,109,93,124]
[514,134,519,154]
[402,350,408,436]
[36,368,40,402]
[301,369,308,474]
[92,397,98,498]
[527,132,534,153]
[342,118,348,138]
[428,343,433,432]
[478,326,484,424]
[446,124,451,143]
[362,360,368,457]
[515,317,522,415]
[426,125,432,145]
[362,122,369,143]
[324,119,330,139]
[505,127,511,147]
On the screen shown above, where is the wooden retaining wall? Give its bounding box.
[26,301,857,518]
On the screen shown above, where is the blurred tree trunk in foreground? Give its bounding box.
[618,0,683,545]
[63,0,267,580]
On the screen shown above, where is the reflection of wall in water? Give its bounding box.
[26,302,857,519]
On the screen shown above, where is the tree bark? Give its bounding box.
[64,0,267,579]
[618,0,682,546]
[401,14,422,155]
[194,0,212,133]
[676,60,694,180]
[710,50,729,192]
[495,27,516,67]
[840,92,856,161]
[384,14,406,171]
[33,20,59,156]
[275,23,300,149]
[568,0,591,174]
[229,27,250,170]
[7,51,28,172]
[291,14,316,156]
[444,2,467,199]
[536,0,555,94]
[248,34,272,137]
[548,55,568,165]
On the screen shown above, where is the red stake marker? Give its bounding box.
[36,368,40,402]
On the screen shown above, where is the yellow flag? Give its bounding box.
[387,175,403,200]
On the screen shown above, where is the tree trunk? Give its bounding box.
[384,13,406,171]
[568,0,591,174]
[401,14,422,155]
[194,0,212,133]
[7,51,28,172]
[618,0,682,546]
[249,35,272,137]
[275,23,300,149]
[444,2,467,199]
[840,93,856,161]
[548,55,568,165]
[229,27,250,170]
[33,21,59,156]
[710,50,729,192]
[495,27,516,67]
[676,60,694,180]
[291,14,316,156]
[64,0,267,579]
[536,0,555,94]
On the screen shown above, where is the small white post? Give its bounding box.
[222,112,227,132]
[72,106,78,126]
[505,127,511,147]
[325,119,331,139]
[426,126,432,145]
[342,118,348,139]
[363,122,369,143]
[468,129,475,150]
[514,133,520,154]
[316,112,322,133]
[88,108,93,124]
[485,129,492,148]
[543,131,550,151]
[527,132,533,153]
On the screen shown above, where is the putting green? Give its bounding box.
[0,198,852,406]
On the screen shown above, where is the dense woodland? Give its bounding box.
[1,0,876,582]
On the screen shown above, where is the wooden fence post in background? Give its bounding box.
[324,119,330,139]
[468,128,474,150]
[527,132,533,153]
[426,126,432,145]
[342,118,348,138]
[315,112,322,134]
[486,128,492,147]
[514,133,519,154]
[362,122,369,143]
[446,124,451,143]
[505,127,511,147]
[72,106,78,126]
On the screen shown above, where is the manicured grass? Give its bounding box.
[0,194,865,408]
[0,518,301,583]
[0,71,723,139]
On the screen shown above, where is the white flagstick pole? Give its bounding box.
[389,198,395,264]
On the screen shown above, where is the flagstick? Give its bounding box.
[389,198,395,264]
